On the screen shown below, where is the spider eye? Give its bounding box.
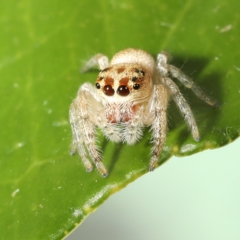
[117,85,130,96]
[131,77,138,82]
[133,84,140,90]
[104,85,115,96]
[95,83,101,89]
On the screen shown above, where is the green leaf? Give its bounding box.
[0,0,239,239]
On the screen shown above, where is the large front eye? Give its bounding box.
[117,85,130,96]
[104,85,115,96]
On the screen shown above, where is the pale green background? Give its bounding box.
[68,139,240,240]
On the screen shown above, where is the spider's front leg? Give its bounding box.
[69,83,108,177]
[149,84,168,171]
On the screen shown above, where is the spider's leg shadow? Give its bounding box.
[107,142,124,175]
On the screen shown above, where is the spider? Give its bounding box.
[69,48,217,177]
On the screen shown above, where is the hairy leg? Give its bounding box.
[168,65,218,107]
[164,78,200,141]
[149,84,168,171]
[81,54,109,72]
[157,52,218,107]
[69,85,108,177]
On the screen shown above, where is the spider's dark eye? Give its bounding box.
[117,85,130,96]
[131,77,138,82]
[133,84,140,90]
[95,83,101,89]
[103,85,115,96]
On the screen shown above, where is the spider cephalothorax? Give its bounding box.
[69,48,217,177]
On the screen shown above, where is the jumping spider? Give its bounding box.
[69,48,217,177]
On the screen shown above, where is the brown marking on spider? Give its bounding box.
[104,77,114,86]
[119,77,130,86]
[117,66,126,73]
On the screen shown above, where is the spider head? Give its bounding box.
[95,63,153,103]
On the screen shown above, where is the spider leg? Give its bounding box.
[157,52,218,107]
[81,54,109,72]
[69,108,93,172]
[69,84,108,177]
[149,84,168,171]
[168,65,218,107]
[164,78,200,141]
